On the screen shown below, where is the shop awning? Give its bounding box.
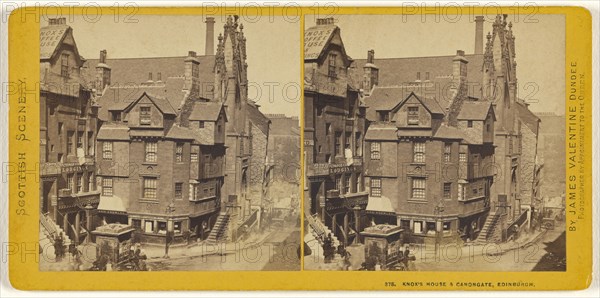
[366,196,396,215]
[97,196,127,214]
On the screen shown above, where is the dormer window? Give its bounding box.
[140,106,151,125]
[328,53,337,78]
[61,53,69,77]
[111,111,121,122]
[408,107,419,125]
[467,120,473,128]
[379,111,390,122]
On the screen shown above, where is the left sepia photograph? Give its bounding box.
[38,14,301,271]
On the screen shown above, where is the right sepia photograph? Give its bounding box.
[302,14,566,272]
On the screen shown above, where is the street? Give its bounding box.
[147,225,300,271]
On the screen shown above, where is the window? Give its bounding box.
[335,176,341,191]
[459,152,466,163]
[88,172,95,191]
[345,132,351,150]
[102,142,113,160]
[416,72,421,80]
[87,132,94,155]
[370,142,381,160]
[240,137,245,155]
[76,175,83,193]
[413,221,423,234]
[356,173,362,192]
[58,122,63,136]
[411,178,426,199]
[198,121,205,128]
[77,131,84,149]
[175,143,184,162]
[148,72,153,81]
[174,222,182,234]
[486,123,491,132]
[144,221,154,233]
[458,184,465,201]
[132,219,142,231]
[102,177,113,196]
[413,141,426,163]
[370,178,382,197]
[143,177,157,199]
[316,105,324,117]
[175,182,183,198]
[140,106,151,125]
[190,152,198,162]
[344,175,351,194]
[425,72,430,80]
[67,131,74,155]
[355,132,362,156]
[379,111,390,122]
[157,222,167,234]
[49,105,56,116]
[467,120,473,128]
[217,124,222,133]
[145,142,158,162]
[328,53,337,78]
[443,182,451,199]
[325,123,331,136]
[408,107,419,125]
[66,174,74,190]
[112,112,121,122]
[444,143,452,162]
[157,72,162,81]
[334,132,342,156]
[61,53,69,77]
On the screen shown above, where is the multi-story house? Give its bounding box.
[304,18,369,246]
[40,17,100,245]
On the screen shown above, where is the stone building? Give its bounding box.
[304,18,369,246]
[247,101,271,215]
[39,17,100,245]
[355,14,540,244]
[80,16,270,244]
[266,114,300,211]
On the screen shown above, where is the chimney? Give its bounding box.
[316,17,335,25]
[452,50,468,95]
[362,49,379,96]
[95,50,111,96]
[474,16,484,54]
[48,17,67,26]
[205,17,215,55]
[184,51,200,95]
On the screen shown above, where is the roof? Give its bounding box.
[516,101,540,134]
[40,25,70,60]
[364,123,398,141]
[267,115,299,136]
[364,88,444,121]
[304,24,337,61]
[97,86,160,121]
[433,124,467,140]
[97,196,127,214]
[189,101,223,121]
[97,123,130,140]
[82,55,216,99]
[457,101,493,120]
[366,196,396,214]
[129,129,164,138]
[247,102,271,135]
[165,124,215,145]
[351,54,484,98]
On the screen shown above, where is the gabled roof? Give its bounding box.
[40,24,82,62]
[121,92,177,116]
[189,101,224,121]
[82,55,215,99]
[304,24,351,64]
[364,88,444,121]
[457,101,494,120]
[516,100,540,134]
[351,54,484,99]
[247,102,271,135]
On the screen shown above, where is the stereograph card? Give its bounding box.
[3,2,594,291]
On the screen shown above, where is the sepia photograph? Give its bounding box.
[38,14,301,271]
[303,14,566,272]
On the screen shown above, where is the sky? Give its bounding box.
[58,15,301,117]
[306,14,565,115]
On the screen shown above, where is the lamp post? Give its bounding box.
[164,202,175,259]
[433,200,445,258]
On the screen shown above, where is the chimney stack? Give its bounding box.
[95,50,111,96]
[474,16,484,54]
[362,49,379,95]
[205,17,215,55]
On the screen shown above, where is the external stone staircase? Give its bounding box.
[306,213,340,248]
[206,213,230,244]
[473,211,503,245]
[40,213,72,248]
